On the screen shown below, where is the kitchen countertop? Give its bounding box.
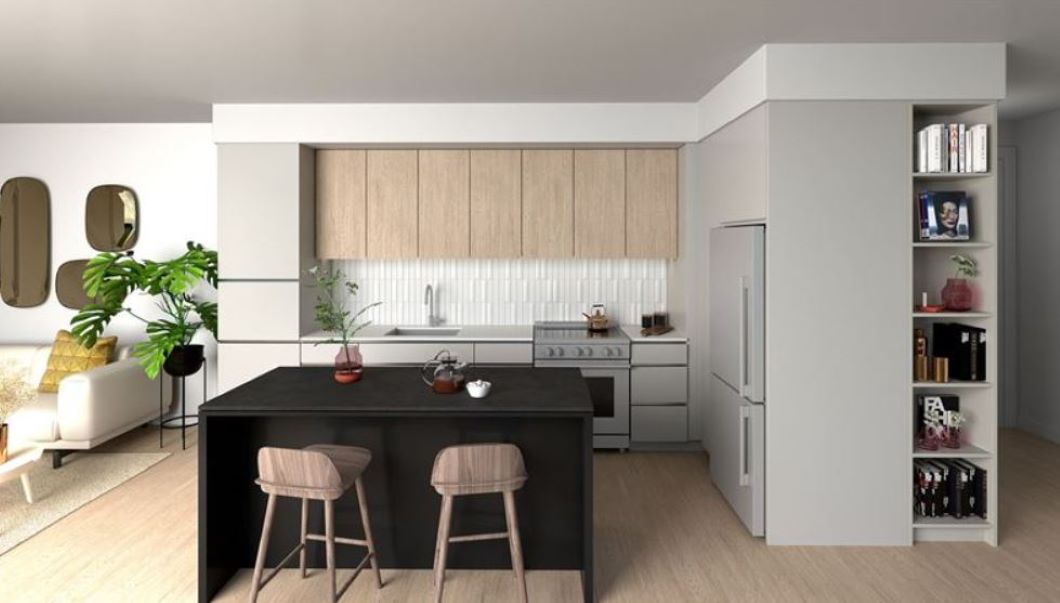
[300,324,533,343]
[620,324,689,343]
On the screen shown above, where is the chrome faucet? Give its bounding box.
[424,283,443,327]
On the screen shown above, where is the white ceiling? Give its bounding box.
[1,0,1058,123]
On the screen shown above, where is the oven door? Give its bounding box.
[578,366,630,437]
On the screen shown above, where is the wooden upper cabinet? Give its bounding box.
[574,150,626,258]
[366,150,418,258]
[522,150,573,258]
[626,149,678,259]
[419,150,470,258]
[316,149,366,259]
[470,150,521,258]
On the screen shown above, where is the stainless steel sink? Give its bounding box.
[384,327,462,337]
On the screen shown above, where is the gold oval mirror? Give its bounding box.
[86,184,138,251]
[56,259,95,310]
[0,177,51,307]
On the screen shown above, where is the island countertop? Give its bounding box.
[201,366,592,416]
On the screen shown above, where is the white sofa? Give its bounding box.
[1,344,168,468]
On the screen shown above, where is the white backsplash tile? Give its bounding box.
[328,259,667,326]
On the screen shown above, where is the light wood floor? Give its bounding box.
[1,427,1058,602]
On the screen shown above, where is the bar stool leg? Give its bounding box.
[433,495,453,603]
[503,491,528,603]
[249,493,277,603]
[299,497,309,578]
[354,477,383,588]
[325,500,337,603]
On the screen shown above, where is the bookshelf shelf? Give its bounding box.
[912,242,992,249]
[911,102,997,546]
[913,172,991,179]
[913,516,991,529]
[912,443,992,459]
[913,381,991,389]
[912,311,991,319]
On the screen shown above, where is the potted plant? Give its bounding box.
[941,254,978,311]
[70,242,218,379]
[309,265,380,383]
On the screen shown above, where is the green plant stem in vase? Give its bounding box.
[309,265,381,384]
[70,242,218,379]
[941,254,978,312]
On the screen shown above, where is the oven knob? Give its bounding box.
[605,347,613,357]
[577,347,585,357]
[585,347,594,357]
[547,347,555,357]
[612,346,622,357]
[557,347,565,357]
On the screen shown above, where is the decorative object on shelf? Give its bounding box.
[933,357,950,383]
[917,395,960,451]
[85,185,139,251]
[915,291,946,313]
[915,123,988,174]
[917,191,971,241]
[467,379,492,399]
[0,177,51,308]
[941,254,978,311]
[421,349,467,394]
[933,322,986,381]
[308,264,380,384]
[0,361,35,464]
[942,409,966,449]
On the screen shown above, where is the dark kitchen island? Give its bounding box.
[198,366,593,602]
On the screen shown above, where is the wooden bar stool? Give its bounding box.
[250,445,383,603]
[430,443,529,603]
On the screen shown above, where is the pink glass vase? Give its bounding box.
[940,278,974,311]
[334,344,363,384]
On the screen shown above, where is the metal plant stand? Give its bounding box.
[159,362,206,450]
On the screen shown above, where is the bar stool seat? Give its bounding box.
[250,444,383,603]
[430,443,528,603]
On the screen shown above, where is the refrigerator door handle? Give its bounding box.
[739,405,751,486]
[738,276,750,397]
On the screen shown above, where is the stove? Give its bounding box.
[534,322,631,449]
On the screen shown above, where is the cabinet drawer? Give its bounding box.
[631,366,688,404]
[632,405,688,442]
[301,343,474,367]
[474,343,532,364]
[631,343,687,366]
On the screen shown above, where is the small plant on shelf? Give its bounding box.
[941,254,978,312]
[309,265,381,384]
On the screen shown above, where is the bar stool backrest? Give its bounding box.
[430,443,528,496]
[257,446,343,499]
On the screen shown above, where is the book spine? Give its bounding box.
[949,124,959,173]
[972,124,989,172]
[917,129,927,173]
[958,124,967,172]
[927,125,942,173]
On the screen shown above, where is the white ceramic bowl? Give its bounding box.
[467,379,491,398]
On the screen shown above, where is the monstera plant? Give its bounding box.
[71,242,218,379]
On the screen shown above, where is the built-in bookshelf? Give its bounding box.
[910,103,998,546]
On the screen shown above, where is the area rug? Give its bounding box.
[0,451,169,555]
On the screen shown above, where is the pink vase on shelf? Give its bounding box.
[333,344,364,384]
[940,278,974,311]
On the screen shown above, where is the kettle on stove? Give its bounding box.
[421,349,468,394]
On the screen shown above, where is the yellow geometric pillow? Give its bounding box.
[37,330,117,393]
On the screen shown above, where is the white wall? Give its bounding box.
[1012,109,1060,444]
[0,124,217,410]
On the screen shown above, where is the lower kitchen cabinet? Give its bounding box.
[631,366,688,404]
[474,342,532,364]
[631,406,688,442]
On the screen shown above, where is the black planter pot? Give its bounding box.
[163,344,205,377]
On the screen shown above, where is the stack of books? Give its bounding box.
[914,459,988,519]
[916,123,989,173]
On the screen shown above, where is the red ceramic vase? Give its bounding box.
[940,278,973,311]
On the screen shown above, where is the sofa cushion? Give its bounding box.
[6,392,59,442]
[38,330,117,393]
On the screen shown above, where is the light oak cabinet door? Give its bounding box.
[626,149,678,259]
[419,150,470,258]
[316,149,366,259]
[574,150,626,257]
[470,150,521,258]
[366,150,418,258]
[522,150,573,258]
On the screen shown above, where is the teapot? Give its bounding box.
[421,349,468,394]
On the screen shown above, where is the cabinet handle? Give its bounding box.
[739,406,751,487]
[738,276,749,397]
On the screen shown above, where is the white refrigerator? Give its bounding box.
[708,225,766,537]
